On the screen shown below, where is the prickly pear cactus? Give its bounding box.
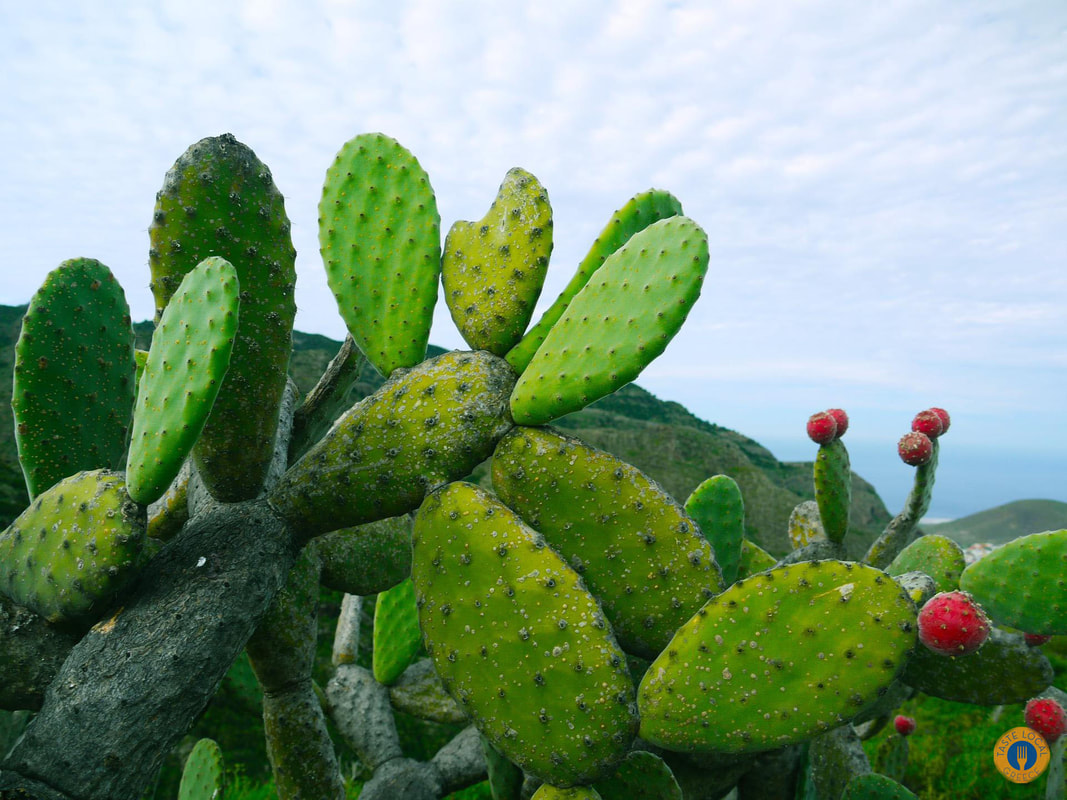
[319,132,441,377]
[492,426,721,658]
[12,258,135,500]
[814,438,851,543]
[592,749,682,799]
[685,475,744,586]
[638,561,917,754]
[0,469,146,624]
[412,482,638,787]
[373,577,423,685]
[442,167,553,355]
[842,772,918,799]
[885,534,965,594]
[788,500,827,550]
[178,737,225,800]
[149,133,296,502]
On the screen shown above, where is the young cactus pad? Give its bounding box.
[0,469,146,624]
[178,737,225,800]
[269,350,516,537]
[412,482,638,787]
[149,133,296,502]
[814,438,851,543]
[442,167,553,355]
[492,426,722,659]
[506,189,683,374]
[685,475,745,586]
[885,534,965,594]
[12,258,135,500]
[509,216,708,426]
[959,529,1067,634]
[638,561,917,754]
[373,577,423,685]
[591,749,683,800]
[126,257,239,505]
[319,132,441,377]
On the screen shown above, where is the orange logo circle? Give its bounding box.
[994,726,1050,783]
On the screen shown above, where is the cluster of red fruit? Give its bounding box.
[805,408,849,444]
[897,408,950,467]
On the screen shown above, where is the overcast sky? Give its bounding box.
[1,1,1064,519]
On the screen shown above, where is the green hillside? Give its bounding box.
[924,499,1067,547]
[1,305,892,557]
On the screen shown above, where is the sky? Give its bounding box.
[1,0,1064,520]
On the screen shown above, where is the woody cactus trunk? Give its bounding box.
[0,132,1063,800]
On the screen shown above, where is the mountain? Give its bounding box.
[923,500,1067,548]
[1,305,893,557]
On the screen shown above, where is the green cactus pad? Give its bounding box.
[788,500,827,550]
[531,786,603,800]
[592,750,682,800]
[510,216,707,426]
[126,257,239,505]
[0,469,146,624]
[315,515,413,596]
[270,350,516,537]
[492,427,722,659]
[685,475,744,586]
[12,258,135,500]
[412,482,638,787]
[150,133,296,502]
[442,168,553,355]
[842,773,917,800]
[736,540,777,580]
[319,132,441,377]
[373,577,422,685]
[886,535,965,594]
[506,190,683,374]
[638,560,917,754]
[814,439,851,543]
[959,530,1067,634]
[482,735,525,800]
[178,737,225,800]
[901,627,1053,705]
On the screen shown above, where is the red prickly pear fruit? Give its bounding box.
[1025,633,1052,647]
[826,408,849,438]
[912,410,945,438]
[807,411,837,444]
[1025,698,1067,743]
[929,407,951,434]
[894,715,917,737]
[916,590,991,656]
[898,432,933,466]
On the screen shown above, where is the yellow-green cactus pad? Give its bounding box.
[373,577,422,685]
[507,189,683,374]
[788,500,827,550]
[12,258,135,499]
[150,134,296,502]
[686,475,744,586]
[959,529,1067,634]
[126,257,239,505]
[492,427,721,658]
[531,786,603,800]
[736,540,778,580]
[178,737,225,800]
[413,482,638,787]
[886,535,965,594]
[269,350,515,537]
[638,561,916,754]
[510,216,708,426]
[0,469,146,624]
[443,168,552,355]
[319,132,441,377]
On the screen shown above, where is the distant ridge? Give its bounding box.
[924,499,1067,548]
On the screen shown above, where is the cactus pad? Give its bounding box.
[788,500,827,550]
[531,786,603,800]
[736,540,777,580]
[178,737,225,800]
[0,469,146,624]
[12,258,135,499]
[592,750,682,800]
[959,529,1067,634]
[510,216,708,425]
[412,482,638,787]
[842,773,918,800]
[126,257,239,505]
[270,350,516,537]
[685,475,744,586]
[638,560,917,754]
[373,577,423,685]
[814,439,851,543]
[886,535,965,594]
[319,132,441,377]
[442,168,553,355]
[507,189,683,373]
[492,427,722,659]
[150,133,296,502]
